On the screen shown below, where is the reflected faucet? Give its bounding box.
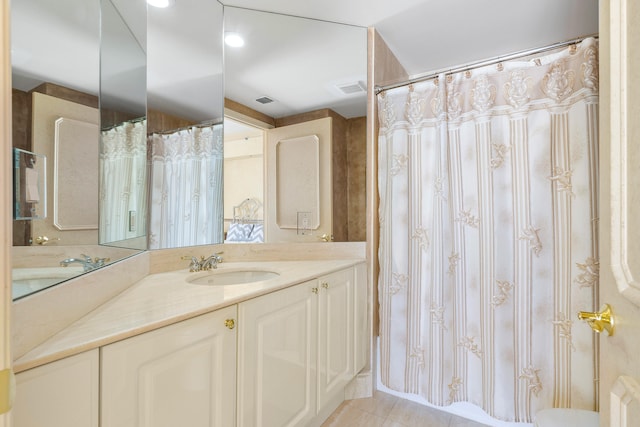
[60,254,110,272]
[182,252,223,272]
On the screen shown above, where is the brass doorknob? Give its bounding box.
[34,236,60,245]
[224,319,235,330]
[578,303,615,336]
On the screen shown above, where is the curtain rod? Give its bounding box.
[152,121,222,135]
[374,33,598,94]
[100,116,146,132]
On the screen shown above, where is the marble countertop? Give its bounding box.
[14,259,363,372]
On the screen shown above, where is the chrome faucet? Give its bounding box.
[60,254,110,272]
[182,252,223,272]
[201,252,223,270]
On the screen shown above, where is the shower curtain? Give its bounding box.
[100,119,148,244]
[148,124,223,249]
[377,37,599,423]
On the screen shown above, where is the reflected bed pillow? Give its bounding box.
[226,223,264,243]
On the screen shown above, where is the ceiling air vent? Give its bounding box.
[255,96,275,104]
[336,81,366,95]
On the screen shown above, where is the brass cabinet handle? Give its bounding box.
[311,287,319,294]
[224,319,235,330]
[321,282,329,289]
[578,303,614,336]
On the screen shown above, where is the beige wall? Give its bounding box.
[366,28,409,338]
[12,89,32,246]
[347,116,367,241]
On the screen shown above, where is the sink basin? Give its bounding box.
[187,269,280,286]
[12,266,85,299]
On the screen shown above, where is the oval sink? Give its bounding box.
[12,266,85,299]
[187,270,279,286]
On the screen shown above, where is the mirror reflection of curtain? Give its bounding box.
[377,38,599,423]
[99,120,148,244]
[148,124,223,249]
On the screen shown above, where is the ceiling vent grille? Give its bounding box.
[336,81,366,95]
[255,96,275,104]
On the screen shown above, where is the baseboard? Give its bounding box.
[309,390,345,427]
[345,371,373,400]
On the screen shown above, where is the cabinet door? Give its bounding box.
[238,280,318,427]
[14,349,99,427]
[353,262,368,374]
[317,268,353,410]
[101,306,237,427]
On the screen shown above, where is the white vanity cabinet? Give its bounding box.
[13,261,367,427]
[237,264,365,426]
[13,349,100,427]
[100,305,237,427]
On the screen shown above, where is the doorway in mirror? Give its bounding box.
[223,117,265,243]
[223,105,366,244]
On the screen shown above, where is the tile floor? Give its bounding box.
[322,391,491,427]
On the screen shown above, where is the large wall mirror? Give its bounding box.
[99,0,147,249]
[10,0,126,300]
[101,0,225,250]
[9,0,364,300]
[223,7,367,243]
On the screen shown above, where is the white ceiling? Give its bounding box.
[223,6,367,119]
[11,0,599,123]
[225,0,599,78]
[10,0,100,94]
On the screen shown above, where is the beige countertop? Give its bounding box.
[14,259,363,373]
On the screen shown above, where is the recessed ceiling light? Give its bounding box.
[225,32,245,48]
[147,0,174,8]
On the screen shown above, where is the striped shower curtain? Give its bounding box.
[148,124,224,249]
[99,119,148,245]
[377,37,599,423]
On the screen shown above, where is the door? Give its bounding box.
[597,1,640,425]
[265,117,333,242]
[101,307,237,427]
[317,268,353,410]
[1,0,13,425]
[237,279,318,427]
[13,350,99,427]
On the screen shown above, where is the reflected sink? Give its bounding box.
[187,270,280,286]
[12,266,85,299]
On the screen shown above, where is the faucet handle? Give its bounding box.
[181,255,201,272]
